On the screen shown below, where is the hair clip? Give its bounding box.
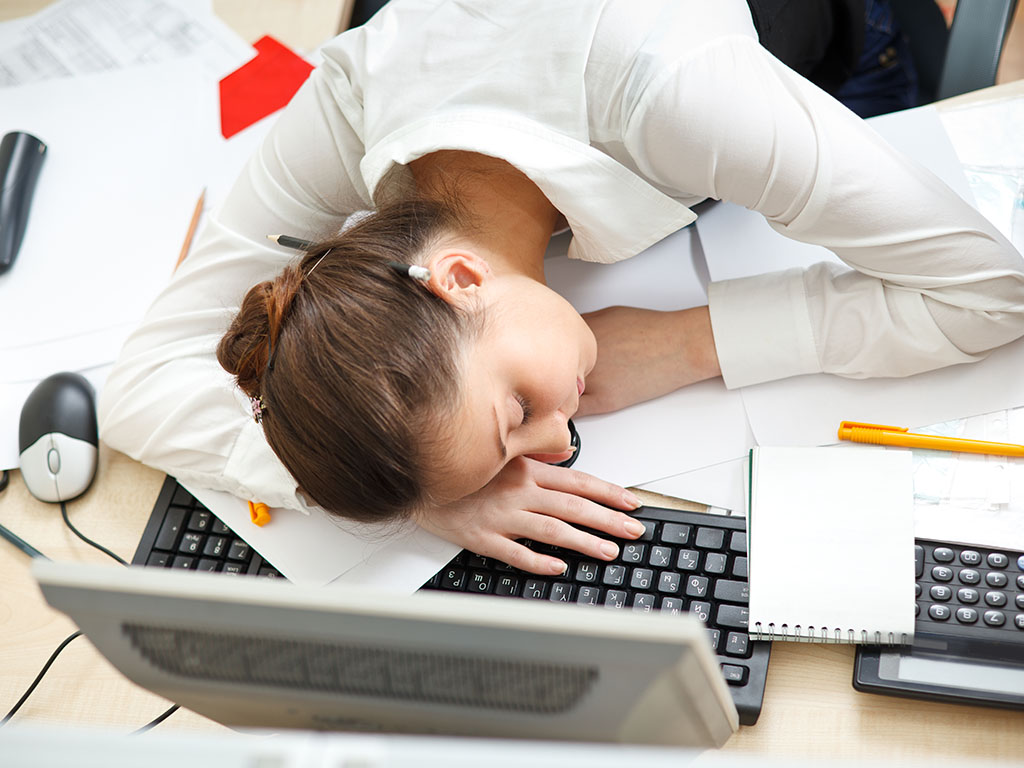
[250,395,266,424]
[386,261,431,282]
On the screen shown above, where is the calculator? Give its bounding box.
[853,538,1024,710]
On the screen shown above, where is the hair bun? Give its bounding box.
[217,280,276,398]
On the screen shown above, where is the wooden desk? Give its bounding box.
[1,0,1023,758]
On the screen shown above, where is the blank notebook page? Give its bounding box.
[747,446,915,644]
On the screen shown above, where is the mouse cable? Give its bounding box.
[59,500,128,566]
[0,630,83,726]
[129,704,180,734]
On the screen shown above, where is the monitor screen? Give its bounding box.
[33,561,738,748]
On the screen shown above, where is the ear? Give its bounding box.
[423,249,492,307]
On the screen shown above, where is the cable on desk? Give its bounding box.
[130,704,180,734]
[0,630,83,726]
[0,470,8,493]
[60,500,128,565]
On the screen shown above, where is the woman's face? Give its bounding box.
[434,275,597,502]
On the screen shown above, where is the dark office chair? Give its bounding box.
[890,0,1019,103]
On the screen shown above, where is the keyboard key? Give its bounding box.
[548,582,574,602]
[522,580,548,599]
[258,567,282,578]
[468,571,493,593]
[203,536,227,558]
[720,664,749,685]
[146,551,170,567]
[602,564,626,586]
[632,593,655,612]
[660,523,690,545]
[603,590,627,608]
[227,540,250,561]
[690,601,712,623]
[725,632,750,657]
[713,579,750,604]
[630,568,654,590]
[187,510,211,532]
[441,568,466,590]
[172,555,195,569]
[178,532,203,555]
[576,586,600,606]
[621,544,645,563]
[732,556,748,579]
[695,527,725,550]
[677,550,700,571]
[648,546,673,568]
[706,629,721,652]
[685,575,710,598]
[659,597,683,613]
[716,604,749,629]
[704,553,728,575]
[495,574,520,596]
[196,558,220,572]
[210,519,231,536]
[575,562,599,583]
[728,532,747,553]
[658,571,681,594]
[154,507,187,550]
[222,563,244,575]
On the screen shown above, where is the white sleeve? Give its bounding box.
[623,35,1024,389]
[98,69,369,509]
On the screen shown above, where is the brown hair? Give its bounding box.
[217,199,481,522]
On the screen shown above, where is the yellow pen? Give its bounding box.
[837,421,1024,457]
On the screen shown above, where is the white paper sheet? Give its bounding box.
[545,227,752,488]
[639,457,750,515]
[696,104,1024,449]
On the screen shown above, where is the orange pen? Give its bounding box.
[837,421,1024,458]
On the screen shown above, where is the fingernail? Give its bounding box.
[600,542,619,559]
[624,520,646,537]
[623,491,642,509]
[551,560,568,575]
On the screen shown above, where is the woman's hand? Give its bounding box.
[415,457,646,575]
[577,305,721,416]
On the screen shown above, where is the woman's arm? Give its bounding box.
[99,70,369,509]
[623,35,1024,390]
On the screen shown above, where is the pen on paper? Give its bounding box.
[174,188,206,272]
[837,421,1024,458]
[268,233,312,251]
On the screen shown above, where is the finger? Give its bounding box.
[529,460,643,514]
[474,534,569,577]
[517,510,625,563]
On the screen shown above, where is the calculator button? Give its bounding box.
[915,583,922,597]
[1017,595,1024,610]
[1017,555,1024,571]
[960,550,982,566]
[1018,574,1024,590]
[987,552,1008,569]
[928,604,951,621]
[986,571,1008,588]
[955,607,979,624]
[957,568,980,585]
[985,591,1007,607]
[931,566,954,582]
[957,587,980,604]
[983,610,1006,627]
[932,546,955,563]
[929,585,952,601]
[1015,614,1024,630]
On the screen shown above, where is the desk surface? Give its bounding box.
[2,0,1024,760]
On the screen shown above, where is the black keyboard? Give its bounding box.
[913,539,1024,662]
[134,476,770,725]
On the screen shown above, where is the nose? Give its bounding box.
[522,411,572,457]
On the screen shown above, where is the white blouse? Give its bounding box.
[98,0,1024,511]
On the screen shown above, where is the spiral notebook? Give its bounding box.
[747,446,916,644]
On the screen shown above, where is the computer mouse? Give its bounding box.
[19,372,98,503]
[0,131,47,275]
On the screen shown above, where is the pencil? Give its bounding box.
[0,522,49,559]
[268,234,313,251]
[174,188,206,272]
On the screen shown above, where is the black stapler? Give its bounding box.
[0,131,47,275]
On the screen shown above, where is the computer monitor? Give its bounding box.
[33,561,738,748]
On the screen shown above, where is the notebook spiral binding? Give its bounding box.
[751,623,910,645]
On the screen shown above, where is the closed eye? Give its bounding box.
[515,394,533,426]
